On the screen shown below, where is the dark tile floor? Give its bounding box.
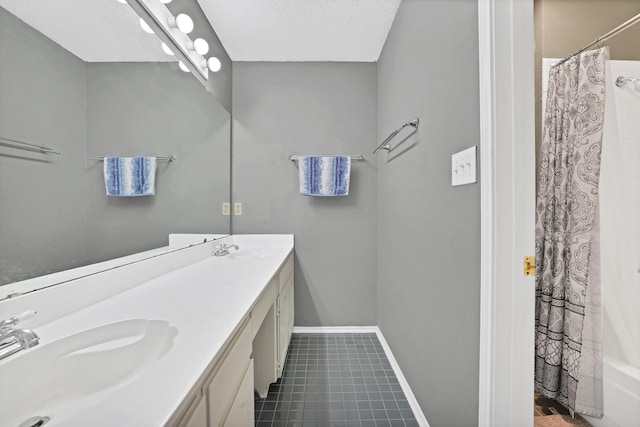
[255,333,419,427]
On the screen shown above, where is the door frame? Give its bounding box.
[477,0,536,426]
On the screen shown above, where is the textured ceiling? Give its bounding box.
[197,0,402,62]
[0,0,172,62]
[1,0,401,62]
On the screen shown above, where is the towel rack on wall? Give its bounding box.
[0,135,61,155]
[93,156,177,162]
[288,155,364,161]
[372,117,420,154]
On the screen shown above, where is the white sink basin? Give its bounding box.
[0,319,177,427]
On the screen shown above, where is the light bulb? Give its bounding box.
[161,42,174,56]
[169,14,194,34]
[139,18,154,34]
[190,38,209,55]
[178,61,190,72]
[116,0,127,4]
[159,0,172,3]
[207,57,222,72]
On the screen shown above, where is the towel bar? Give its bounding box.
[288,155,364,161]
[93,156,176,162]
[373,117,419,154]
[0,135,60,155]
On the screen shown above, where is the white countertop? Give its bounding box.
[0,235,293,427]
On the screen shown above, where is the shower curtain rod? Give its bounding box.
[553,12,640,68]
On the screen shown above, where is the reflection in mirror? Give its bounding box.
[0,0,231,293]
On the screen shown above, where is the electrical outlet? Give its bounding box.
[234,202,242,216]
[452,146,477,186]
[222,202,230,216]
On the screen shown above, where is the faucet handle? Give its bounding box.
[0,310,36,328]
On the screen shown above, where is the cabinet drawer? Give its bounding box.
[206,320,252,427]
[278,253,294,293]
[250,277,277,339]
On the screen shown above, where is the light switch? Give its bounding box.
[222,202,230,216]
[451,146,477,186]
[234,202,242,216]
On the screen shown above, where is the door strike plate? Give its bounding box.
[524,256,535,276]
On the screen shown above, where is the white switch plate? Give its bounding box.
[222,202,230,216]
[451,146,477,186]
[234,202,242,216]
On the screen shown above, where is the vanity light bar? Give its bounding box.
[131,0,208,80]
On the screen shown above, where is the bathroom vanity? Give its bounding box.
[178,239,295,427]
[0,235,294,427]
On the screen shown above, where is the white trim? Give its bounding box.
[292,326,379,334]
[292,326,430,427]
[477,0,496,424]
[477,0,536,426]
[374,328,430,427]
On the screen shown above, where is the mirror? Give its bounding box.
[0,0,231,294]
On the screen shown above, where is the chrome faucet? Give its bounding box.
[0,311,39,360]
[213,243,240,257]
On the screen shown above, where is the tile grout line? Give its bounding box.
[292,327,430,427]
[257,331,422,427]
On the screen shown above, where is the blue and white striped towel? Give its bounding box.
[299,156,351,197]
[104,157,157,197]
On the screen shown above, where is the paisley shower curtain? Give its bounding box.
[534,47,607,417]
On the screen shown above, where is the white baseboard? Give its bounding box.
[292,326,379,334]
[291,326,430,427]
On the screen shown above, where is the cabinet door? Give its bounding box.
[223,360,255,427]
[253,304,277,397]
[277,278,294,377]
[207,322,252,427]
[182,395,207,427]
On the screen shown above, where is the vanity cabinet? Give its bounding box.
[252,278,278,397]
[179,319,253,427]
[181,392,206,427]
[206,320,253,427]
[252,252,295,397]
[222,360,255,426]
[176,250,294,427]
[277,254,294,377]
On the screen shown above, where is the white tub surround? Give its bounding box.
[583,356,640,427]
[0,234,294,427]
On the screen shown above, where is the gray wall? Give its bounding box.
[0,8,89,284]
[376,1,481,426]
[232,62,378,326]
[86,63,230,263]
